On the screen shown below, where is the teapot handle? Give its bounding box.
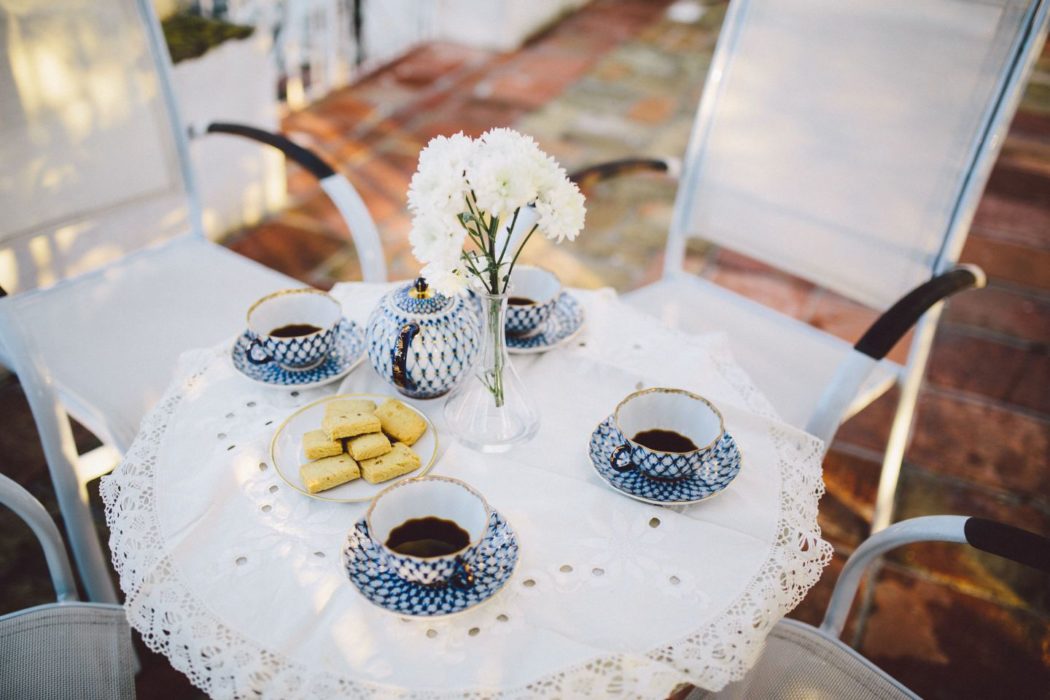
[391,322,420,393]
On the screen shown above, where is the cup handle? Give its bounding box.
[246,337,272,365]
[450,556,474,589]
[610,443,635,472]
[390,322,420,392]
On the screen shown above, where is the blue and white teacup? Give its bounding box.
[246,289,342,370]
[366,476,490,588]
[505,265,560,337]
[608,388,726,481]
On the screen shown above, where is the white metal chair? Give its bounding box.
[0,472,136,699]
[0,0,386,603]
[692,514,1050,698]
[573,0,1050,532]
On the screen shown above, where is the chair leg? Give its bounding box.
[54,476,119,604]
[0,312,120,602]
[870,310,941,533]
[871,388,917,533]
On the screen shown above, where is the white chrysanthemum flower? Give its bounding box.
[534,155,571,195]
[535,178,586,242]
[409,216,466,264]
[416,131,475,173]
[408,129,585,294]
[467,129,550,222]
[421,259,470,297]
[468,160,535,224]
[408,133,473,218]
[408,168,463,218]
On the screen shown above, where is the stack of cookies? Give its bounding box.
[300,398,427,494]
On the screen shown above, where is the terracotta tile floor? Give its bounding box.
[2,0,1048,696]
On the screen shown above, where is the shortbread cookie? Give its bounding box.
[300,453,360,494]
[302,429,344,460]
[359,442,422,484]
[322,401,381,439]
[346,431,392,461]
[328,399,377,414]
[375,399,427,446]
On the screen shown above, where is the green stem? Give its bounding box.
[483,295,505,407]
[461,251,484,279]
[464,193,489,256]
[462,224,487,254]
[502,224,539,293]
[496,207,520,268]
[487,213,501,294]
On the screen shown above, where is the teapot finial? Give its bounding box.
[409,277,433,300]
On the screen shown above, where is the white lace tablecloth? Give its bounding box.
[101,283,832,698]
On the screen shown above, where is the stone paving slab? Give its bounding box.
[860,567,1050,699]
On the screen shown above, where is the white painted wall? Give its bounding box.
[430,0,588,51]
[171,33,287,239]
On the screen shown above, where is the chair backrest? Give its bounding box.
[0,474,134,699]
[0,603,136,700]
[0,0,200,294]
[666,0,1048,310]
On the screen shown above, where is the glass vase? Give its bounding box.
[444,292,539,453]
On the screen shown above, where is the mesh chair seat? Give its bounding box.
[0,603,135,700]
[693,619,917,699]
[626,275,902,429]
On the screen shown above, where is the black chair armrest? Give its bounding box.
[201,122,336,180]
[855,264,986,360]
[965,518,1050,573]
[569,157,680,190]
[193,120,387,282]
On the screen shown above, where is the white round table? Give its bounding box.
[101,283,831,698]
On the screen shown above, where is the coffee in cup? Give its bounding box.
[246,288,342,370]
[366,476,490,588]
[608,388,725,480]
[505,265,561,337]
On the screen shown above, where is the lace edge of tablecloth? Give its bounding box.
[100,343,832,699]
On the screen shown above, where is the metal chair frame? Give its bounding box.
[703,514,1050,697]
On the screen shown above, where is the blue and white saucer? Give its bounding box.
[588,417,742,506]
[507,292,585,354]
[343,510,519,618]
[232,318,365,389]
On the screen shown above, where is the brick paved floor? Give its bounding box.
[2,1,1047,697]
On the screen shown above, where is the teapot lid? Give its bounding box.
[393,278,454,315]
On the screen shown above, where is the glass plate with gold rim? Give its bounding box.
[269,393,438,503]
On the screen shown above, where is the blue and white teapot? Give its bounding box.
[366,278,480,399]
